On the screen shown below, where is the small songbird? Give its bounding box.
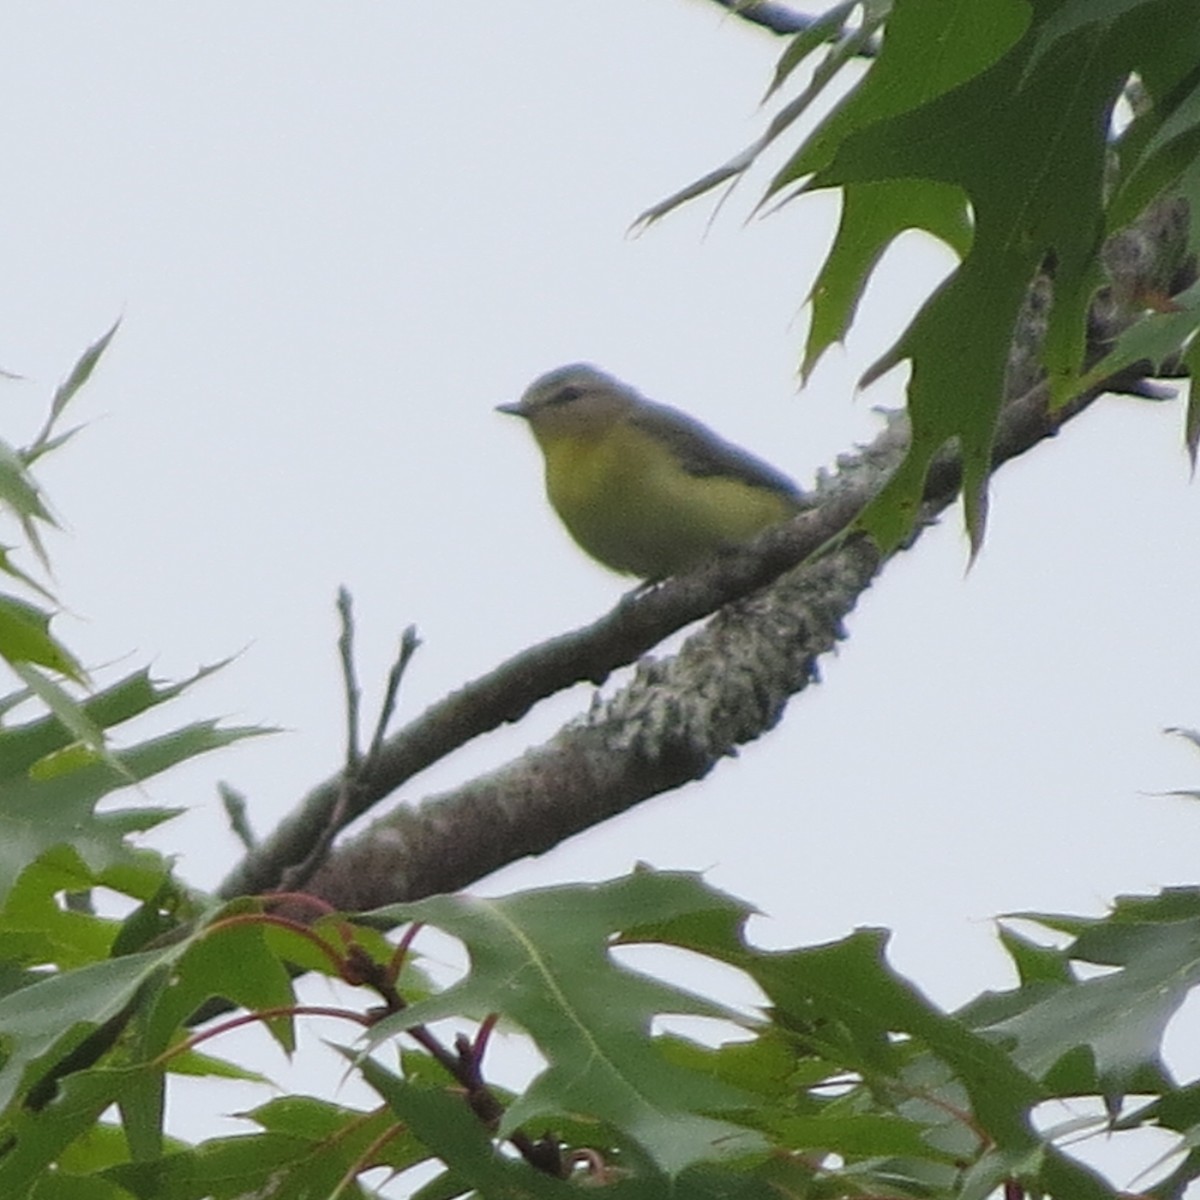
[497,364,803,580]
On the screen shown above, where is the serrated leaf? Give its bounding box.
[0,1066,151,1198]
[784,6,1168,552]
[996,923,1073,988]
[0,718,265,909]
[143,918,298,1058]
[1070,278,1200,399]
[0,548,55,605]
[244,1095,370,1138]
[763,0,860,101]
[0,597,83,681]
[0,851,129,970]
[19,423,83,470]
[740,931,1042,1151]
[27,321,119,459]
[243,1095,430,1182]
[28,743,106,782]
[165,1047,270,1084]
[358,1056,567,1199]
[0,440,53,528]
[102,1132,330,1200]
[0,949,177,1117]
[1006,910,1100,939]
[0,664,226,783]
[368,873,765,1176]
[623,896,1042,1156]
[1039,1143,1121,1199]
[768,0,1030,187]
[656,1028,797,1100]
[106,1096,422,1200]
[802,178,971,378]
[681,0,1198,556]
[981,911,1200,1097]
[954,1143,1041,1200]
[9,667,109,775]
[634,13,883,231]
[634,149,754,229]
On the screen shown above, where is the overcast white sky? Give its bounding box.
[5,3,1200,1193]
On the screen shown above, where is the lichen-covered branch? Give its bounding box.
[218,197,1191,908]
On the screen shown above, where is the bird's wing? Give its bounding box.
[629,400,802,501]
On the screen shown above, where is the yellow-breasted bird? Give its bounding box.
[498,364,803,580]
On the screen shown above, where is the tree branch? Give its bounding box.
[216,196,1191,908]
[704,1,818,37]
[295,371,1115,909]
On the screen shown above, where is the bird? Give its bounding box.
[497,364,803,580]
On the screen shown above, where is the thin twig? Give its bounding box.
[277,607,421,895]
[337,587,362,773]
[219,782,257,850]
[366,625,421,769]
[277,589,363,892]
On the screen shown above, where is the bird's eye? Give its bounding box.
[547,385,582,406]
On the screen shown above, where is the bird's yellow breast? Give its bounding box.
[534,419,796,579]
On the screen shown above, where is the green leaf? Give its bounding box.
[1039,1143,1122,1199]
[762,0,861,101]
[32,1174,135,1200]
[0,441,53,530]
[771,1111,941,1158]
[0,436,57,575]
[163,1047,269,1084]
[634,10,886,231]
[359,1055,569,1199]
[0,949,176,1117]
[1028,0,1185,67]
[103,1096,422,1200]
[27,320,120,460]
[0,665,226,783]
[1103,886,1200,925]
[0,849,140,970]
[623,894,1042,1155]
[772,2,1200,552]
[244,1094,430,1177]
[0,717,262,911]
[103,1132,351,1200]
[1070,278,1200,399]
[655,1027,797,1100]
[369,873,765,1176]
[981,905,1200,1097]
[142,917,298,1059]
[0,1068,151,1199]
[802,178,971,378]
[9,667,111,772]
[654,0,1196,557]
[0,596,83,681]
[996,923,1073,988]
[769,0,1030,185]
[741,932,1042,1151]
[0,548,55,606]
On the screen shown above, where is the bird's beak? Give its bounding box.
[495,401,526,417]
